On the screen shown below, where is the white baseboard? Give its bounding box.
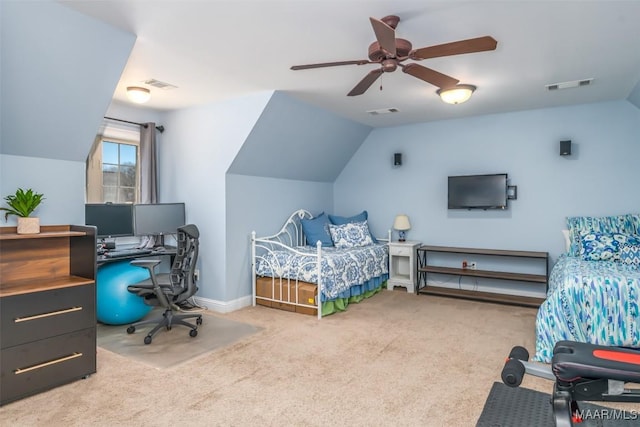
[193,295,253,314]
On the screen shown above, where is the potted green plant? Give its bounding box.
[0,188,45,234]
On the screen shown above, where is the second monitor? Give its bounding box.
[133,203,186,243]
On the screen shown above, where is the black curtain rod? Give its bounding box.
[104,116,165,133]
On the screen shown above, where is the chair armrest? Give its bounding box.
[130,259,162,270]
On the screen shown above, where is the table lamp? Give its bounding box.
[393,214,411,242]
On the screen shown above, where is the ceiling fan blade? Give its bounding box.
[402,63,459,88]
[410,36,497,60]
[369,17,396,57]
[347,68,384,96]
[291,60,370,70]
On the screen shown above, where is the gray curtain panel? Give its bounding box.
[139,122,159,248]
[139,122,158,204]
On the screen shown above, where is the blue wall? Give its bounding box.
[335,100,640,267]
[160,90,371,308]
[226,174,333,302]
[3,0,638,307]
[0,155,85,226]
[628,80,640,110]
[229,91,371,182]
[157,92,273,307]
[0,1,134,229]
[1,1,134,162]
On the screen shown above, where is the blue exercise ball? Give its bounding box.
[97,260,153,325]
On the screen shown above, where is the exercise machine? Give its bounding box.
[501,341,640,427]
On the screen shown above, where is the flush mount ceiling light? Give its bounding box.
[437,84,476,105]
[126,86,151,104]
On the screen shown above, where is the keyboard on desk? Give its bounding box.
[103,248,153,259]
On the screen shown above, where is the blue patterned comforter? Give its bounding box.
[534,254,640,362]
[255,243,388,301]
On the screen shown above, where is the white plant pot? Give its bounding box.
[17,217,40,234]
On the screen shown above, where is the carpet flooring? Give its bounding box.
[97,309,261,369]
[2,291,637,426]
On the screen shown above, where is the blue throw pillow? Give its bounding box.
[329,210,368,225]
[579,232,640,261]
[301,213,333,247]
[328,210,378,243]
[567,214,638,256]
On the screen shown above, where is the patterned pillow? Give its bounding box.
[619,244,640,268]
[328,221,374,249]
[566,214,638,256]
[328,210,378,243]
[579,232,640,261]
[629,214,640,236]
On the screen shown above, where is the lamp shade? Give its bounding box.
[126,86,151,104]
[437,84,476,105]
[393,214,411,231]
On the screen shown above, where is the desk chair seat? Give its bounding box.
[126,224,202,345]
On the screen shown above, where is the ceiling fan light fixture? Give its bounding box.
[126,86,151,104]
[437,84,476,104]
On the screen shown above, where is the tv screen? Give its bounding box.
[448,173,508,210]
[85,203,134,238]
[133,203,186,236]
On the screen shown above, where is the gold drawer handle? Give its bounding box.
[14,352,83,375]
[14,306,83,323]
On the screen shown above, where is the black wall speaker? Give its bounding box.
[394,153,402,166]
[560,140,572,156]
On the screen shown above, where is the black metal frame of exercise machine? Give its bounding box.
[501,340,640,427]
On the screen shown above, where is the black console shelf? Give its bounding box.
[417,245,549,308]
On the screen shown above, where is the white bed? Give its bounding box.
[251,209,390,319]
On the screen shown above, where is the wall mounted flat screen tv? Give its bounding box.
[85,203,134,238]
[448,173,508,210]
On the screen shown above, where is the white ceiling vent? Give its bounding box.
[546,78,593,91]
[143,79,178,90]
[367,108,400,115]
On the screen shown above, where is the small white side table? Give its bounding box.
[387,241,421,293]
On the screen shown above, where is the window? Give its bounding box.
[86,124,140,204]
[102,141,137,203]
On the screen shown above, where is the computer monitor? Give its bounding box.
[85,203,134,238]
[133,203,186,237]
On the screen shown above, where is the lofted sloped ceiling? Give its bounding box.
[228,91,372,183]
[0,1,135,162]
[61,1,640,128]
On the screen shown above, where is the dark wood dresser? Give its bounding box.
[0,225,97,406]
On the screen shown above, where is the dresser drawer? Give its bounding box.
[1,284,95,348]
[391,245,414,257]
[0,327,96,406]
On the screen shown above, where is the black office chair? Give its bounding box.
[126,224,203,344]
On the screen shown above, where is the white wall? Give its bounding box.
[335,100,640,264]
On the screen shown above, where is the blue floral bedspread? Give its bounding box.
[255,243,388,301]
[534,254,640,362]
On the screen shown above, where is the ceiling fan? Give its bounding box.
[290,15,497,97]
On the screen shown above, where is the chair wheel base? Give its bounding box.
[189,329,198,337]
